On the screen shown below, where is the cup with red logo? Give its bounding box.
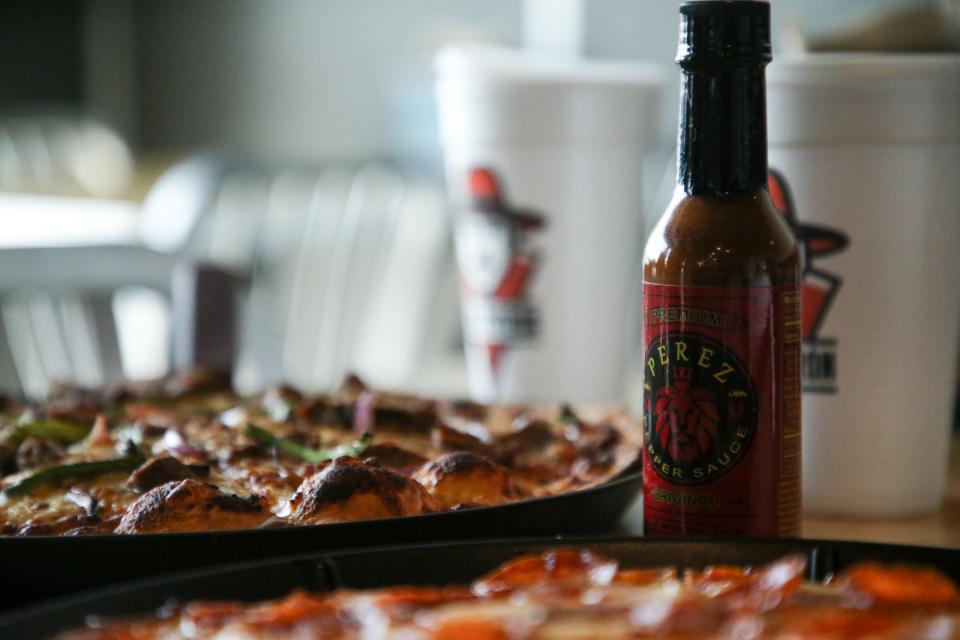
[435,45,662,404]
[767,54,960,517]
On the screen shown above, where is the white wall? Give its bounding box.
[129,0,924,162]
[585,0,924,148]
[135,0,519,162]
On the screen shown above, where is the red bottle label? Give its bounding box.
[642,283,801,536]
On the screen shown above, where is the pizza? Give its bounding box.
[57,548,960,639]
[0,371,639,536]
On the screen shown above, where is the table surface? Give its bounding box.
[801,438,960,548]
[623,438,960,548]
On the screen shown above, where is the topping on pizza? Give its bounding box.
[0,372,639,536]
[57,549,960,639]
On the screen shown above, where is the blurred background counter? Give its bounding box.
[2,0,957,402]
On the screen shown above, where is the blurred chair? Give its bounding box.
[0,244,177,399]
[0,153,464,400]
[0,114,134,198]
[209,160,462,395]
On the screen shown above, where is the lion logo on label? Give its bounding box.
[644,332,758,485]
[654,368,720,464]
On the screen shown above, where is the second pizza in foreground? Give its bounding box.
[58,548,960,639]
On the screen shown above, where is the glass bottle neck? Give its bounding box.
[677,64,768,196]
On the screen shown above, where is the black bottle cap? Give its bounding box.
[678,1,771,69]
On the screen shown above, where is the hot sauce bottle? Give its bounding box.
[642,0,801,536]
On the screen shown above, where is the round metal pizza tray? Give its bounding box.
[0,464,642,609]
[2,534,959,639]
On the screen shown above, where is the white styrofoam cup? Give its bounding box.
[436,45,662,404]
[768,54,960,517]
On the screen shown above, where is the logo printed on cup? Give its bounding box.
[769,170,850,394]
[455,167,546,380]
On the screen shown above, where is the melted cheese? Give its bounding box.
[1,393,640,536]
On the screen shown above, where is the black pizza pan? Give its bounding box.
[3,535,959,639]
[0,465,641,610]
